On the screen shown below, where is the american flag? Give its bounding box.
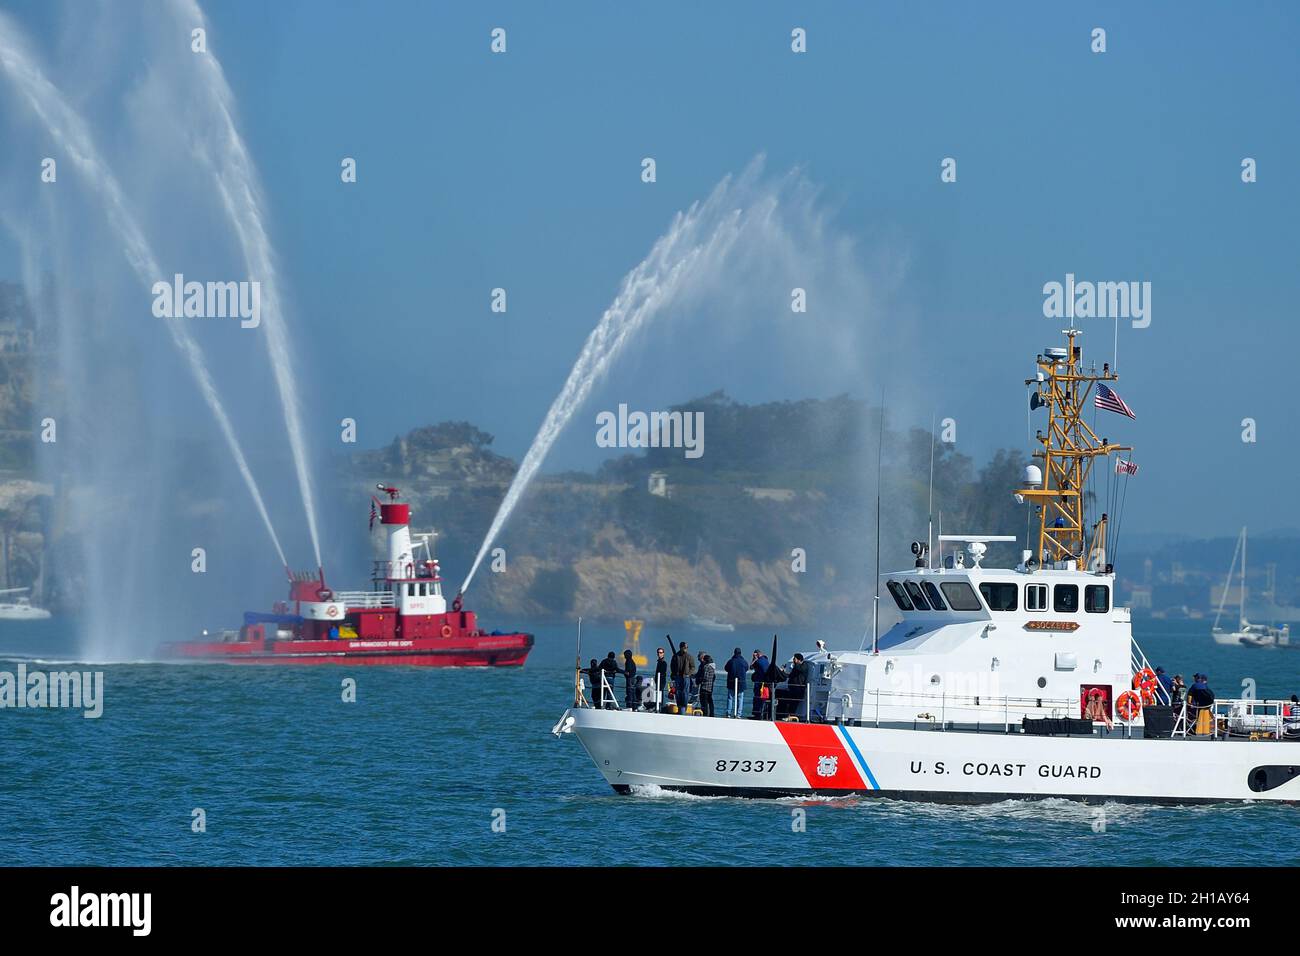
[1116,459,1139,476]
[1095,382,1136,419]
[369,498,378,530]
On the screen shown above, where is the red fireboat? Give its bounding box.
[160,484,534,666]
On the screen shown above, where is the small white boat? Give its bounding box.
[0,588,51,621]
[1239,623,1292,648]
[687,613,735,632]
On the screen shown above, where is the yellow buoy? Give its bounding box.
[623,618,648,666]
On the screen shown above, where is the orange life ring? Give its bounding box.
[1116,690,1142,722]
[440,624,453,638]
[1132,667,1158,705]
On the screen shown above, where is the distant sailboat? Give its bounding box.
[0,587,51,621]
[1211,527,1289,647]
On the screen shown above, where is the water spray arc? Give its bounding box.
[0,19,288,568]
[178,0,323,569]
[460,165,780,596]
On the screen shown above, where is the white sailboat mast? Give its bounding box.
[1240,526,1247,626]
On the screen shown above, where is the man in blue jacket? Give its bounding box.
[1154,666,1173,704]
[724,647,748,718]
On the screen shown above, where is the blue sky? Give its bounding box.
[5,0,1300,538]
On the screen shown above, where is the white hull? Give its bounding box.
[1211,630,1246,646]
[687,618,735,632]
[0,605,51,621]
[1213,627,1290,647]
[560,707,1300,803]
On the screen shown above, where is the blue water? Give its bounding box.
[1,618,1297,865]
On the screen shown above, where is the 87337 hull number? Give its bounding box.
[715,759,777,773]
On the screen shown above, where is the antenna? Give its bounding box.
[573,616,584,706]
[1016,330,1131,565]
[1113,312,1119,374]
[927,413,936,570]
[872,394,885,656]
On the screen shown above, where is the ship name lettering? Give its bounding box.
[1037,764,1101,779]
[962,762,1027,777]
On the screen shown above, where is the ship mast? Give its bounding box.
[1017,329,1131,568]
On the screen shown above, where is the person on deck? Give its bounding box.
[1169,674,1186,715]
[587,659,602,707]
[1155,666,1173,703]
[724,647,748,717]
[697,653,717,717]
[619,649,638,710]
[654,647,669,712]
[671,642,695,714]
[1188,673,1216,735]
[750,649,770,720]
[781,653,811,719]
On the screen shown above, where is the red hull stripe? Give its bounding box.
[774,722,867,790]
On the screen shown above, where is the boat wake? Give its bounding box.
[626,784,730,802]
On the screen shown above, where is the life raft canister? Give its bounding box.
[1116,689,1142,722]
[1132,667,1159,705]
[440,624,453,638]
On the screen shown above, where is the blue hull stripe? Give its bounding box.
[835,724,880,790]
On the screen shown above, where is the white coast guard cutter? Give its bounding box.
[553,331,1300,804]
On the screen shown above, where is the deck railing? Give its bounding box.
[865,688,1082,732]
[334,590,394,609]
[1174,697,1300,740]
[1130,636,1171,705]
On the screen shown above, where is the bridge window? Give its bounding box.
[407,583,416,597]
[904,581,931,610]
[1026,584,1048,611]
[1054,584,1079,613]
[940,581,982,611]
[1085,584,1110,613]
[922,582,947,610]
[979,582,1018,611]
[887,581,913,611]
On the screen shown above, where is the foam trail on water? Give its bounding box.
[0,18,288,568]
[178,0,322,569]
[461,164,774,594]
